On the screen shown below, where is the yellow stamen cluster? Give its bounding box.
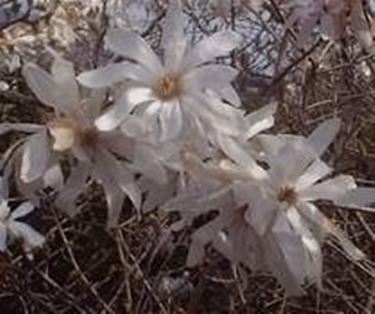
[277,186,298,206]
[47,118,98,151]
[153,75,181,100]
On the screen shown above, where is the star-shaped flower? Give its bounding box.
[78,0,243,141]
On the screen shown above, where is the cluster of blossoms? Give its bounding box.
[0,0,374,295]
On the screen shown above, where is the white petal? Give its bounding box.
[51,56,80,112]
[217,135,267,180]
[295,159,332,191]
[242,186,278,235]
[163,185,232,214]
[105,29,163,73]
[140,177,175,213]
[95,94,137,131]
[22,63,58,109]
[297,202,365,261]
[286,207,322,286]
[0,123,44,136]
[307,118,341,159]
[125,87,155,105]
[77,62,151,88]
[10,202,34,220]
[55,163,89,217]
[77,63,126,88]
[96,148,141,210]
[159,101,183,141]
[186,239,206,267]
[21,130,50,183]
[182,30,242,70]
[216,85,241,107]
[132,146,169,184]
[268,138,317,186]
[299,175,356,202]
[336,187,375,212]
[241,103,277,140]
[162,0,188,72]
[43,163,64,190]
[8,221,45,249]
[102,180,125,228]
[264,229,306,295]
[187,93,246,137]
[255,134,303,159]
[187,219,227,267]
[0,202,10,221]
[183,65,238,92]
[272,216,308,287]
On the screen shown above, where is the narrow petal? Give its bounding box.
[242,185,278,235]
[273,220,308,286]
[182,30,242,70]
[125,87,156,105]
[0,123,44,136]
[163,185,232,214]
[297,202,365,261]
[336,187,375,212]
[159,101,183,141]
[8,221,45,249]
[241,103,277,141]
[21,130,50,183]
[102,180,125,228]
[95,94,138,131]
[105,29,163,73]
[96,148,141,210]
[55,163,90,217]
[307,118,341,159]
[162,0,188,72]
[216,85,241,107]
[139,177,175,213]
[187,216,227,267]
[77,62,152,88]
[286,207,323,286]
[295,159,332,191]
[299,175,356,202]
[217,135,267,180]
[51,56,80,112]
[183,65,238,92]
[10,202,34,220]
[22,63,58,109]
[43,163,64,190]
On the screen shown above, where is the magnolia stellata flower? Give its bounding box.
[0,177,45,254]
[164,118,375,294]
[78,0,243,141]
[0,55,145,227]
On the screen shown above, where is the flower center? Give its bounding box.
[277,186,298,206]
[80,129,99,147]
[47,118,77,151]
[153,75,181,100]
[48,119,99,152]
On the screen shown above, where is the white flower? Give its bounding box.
[222,118,367,259]
[78,0,242,141]
[1,55,146,227]
[0,178,45,253]
[164,118,375,294]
